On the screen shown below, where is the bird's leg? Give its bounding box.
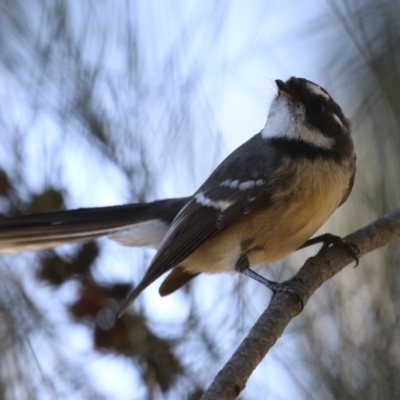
[235,255,304,309]
[298,233,360,266]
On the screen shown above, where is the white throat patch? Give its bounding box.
[261,98,334,149]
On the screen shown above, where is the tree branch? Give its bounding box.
[201,208,400,400]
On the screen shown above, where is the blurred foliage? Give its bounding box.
[0,169,12,196]
[27,189,65,214]
[0,1,400,400]
[0,1,226,399]
[37,242,99,285]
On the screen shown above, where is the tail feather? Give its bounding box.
[0,198,189,253]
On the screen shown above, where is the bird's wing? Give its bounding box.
[118,134,282,314]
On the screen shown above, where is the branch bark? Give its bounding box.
[201,208,400,400]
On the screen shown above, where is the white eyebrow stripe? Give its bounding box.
[306,82,330,100]
[220,179,265,190]
[195,192,234,211]
[332,114,345,130]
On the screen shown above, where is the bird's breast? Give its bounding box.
[182,157,353,274]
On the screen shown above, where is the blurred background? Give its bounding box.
[0,1,399,399]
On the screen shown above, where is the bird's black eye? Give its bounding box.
[313,101,325,113]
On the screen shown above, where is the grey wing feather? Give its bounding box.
[150,134,277,268]
[118,134,279,315]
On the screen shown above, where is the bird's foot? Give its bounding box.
[299,233,360,267]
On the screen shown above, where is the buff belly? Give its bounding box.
[180,159,350,274]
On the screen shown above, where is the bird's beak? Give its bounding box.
[275,79,293,99]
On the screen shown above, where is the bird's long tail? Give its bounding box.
[0,198,188,253]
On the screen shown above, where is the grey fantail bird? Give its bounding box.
[0,77,357,317]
